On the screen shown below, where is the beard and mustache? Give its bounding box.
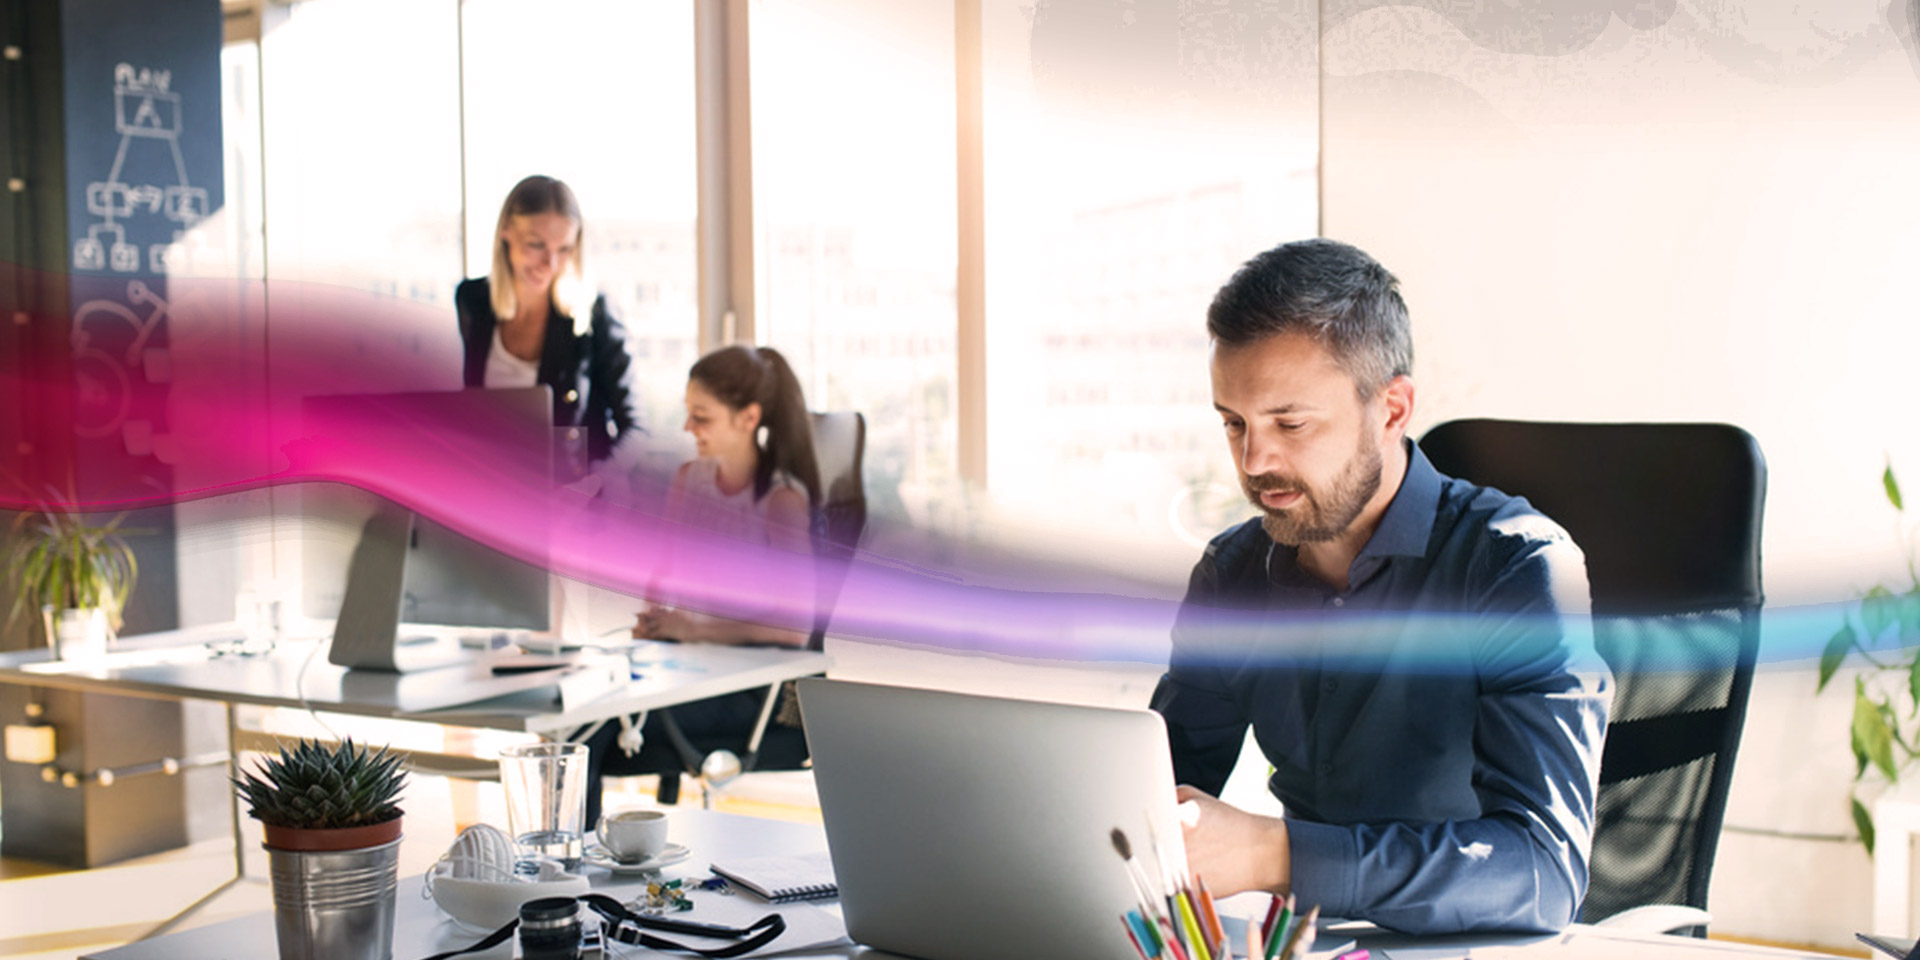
[1241,431,1384,546]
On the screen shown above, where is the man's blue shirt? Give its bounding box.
[1150,440,1611,934]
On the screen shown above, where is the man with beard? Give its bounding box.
[1150,239,1611,935]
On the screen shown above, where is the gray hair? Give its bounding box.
[1207,238,1412,397]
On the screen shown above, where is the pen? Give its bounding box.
[1276,904,1320,960]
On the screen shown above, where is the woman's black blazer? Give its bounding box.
[455,277,639,463]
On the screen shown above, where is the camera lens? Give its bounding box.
[518,896,582,960]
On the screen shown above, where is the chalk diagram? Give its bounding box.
[70,279,173,439]
[72,63,208,274]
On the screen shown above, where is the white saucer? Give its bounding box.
[582,843,690,875]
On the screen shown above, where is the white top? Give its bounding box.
[484,326,539,388]
[668,458,806,545]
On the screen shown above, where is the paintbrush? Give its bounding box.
[1111,828,1169,921]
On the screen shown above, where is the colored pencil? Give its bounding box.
[1136,906,1167,960]
[1195,877,1227,951]
[1159,914,1191,960]
[1258,894,1283,944]
[1275,904,1320,960]
[1263,894,1293,960]
[1123,914,1153,960]
[1176,889,1212,960]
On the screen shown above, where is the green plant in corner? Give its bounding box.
[3,504,138,635]
[1817,460,1920,855]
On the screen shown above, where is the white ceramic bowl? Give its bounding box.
[428,865,591,932]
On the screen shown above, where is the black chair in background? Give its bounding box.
[1419,419,1766,935]
[651,410,867,804]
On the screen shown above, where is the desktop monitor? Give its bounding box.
[299,387,558,672]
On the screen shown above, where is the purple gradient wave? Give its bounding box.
[0,272,1879,669]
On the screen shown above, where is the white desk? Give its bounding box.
[83,810,839,960]
[0,625,831,935]
[84,809,1844,960]
[0,625,831,736]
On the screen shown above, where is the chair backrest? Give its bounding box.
[807,411,868,652]
[1418,419,1765,928]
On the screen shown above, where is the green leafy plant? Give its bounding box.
[3,505,138,633]
[234,739,407,830]
[1818,460,1920,855]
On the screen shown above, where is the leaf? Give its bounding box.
[1866,586,1897,643]
[1909,652,1920,719]
[1820,623,1858,692]
[1889,462,1905,512]
[1855,796,1878,855]
[1855,684,1900,781]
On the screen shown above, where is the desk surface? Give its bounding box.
[86,808,1842,960]
[0,625,831,734]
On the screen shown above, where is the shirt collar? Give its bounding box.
[1360,437,1443,560]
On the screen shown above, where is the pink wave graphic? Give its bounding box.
[5,272,1180,662]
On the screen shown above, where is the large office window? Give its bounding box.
[259,0,465,394]
[751,0,960,542]
[461,0,700,451]
[978,0,1319,580]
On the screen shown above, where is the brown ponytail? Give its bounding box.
[688,345,822,509]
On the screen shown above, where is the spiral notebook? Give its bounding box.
[709,851,839,903]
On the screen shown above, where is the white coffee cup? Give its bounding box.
[596,809,669,862]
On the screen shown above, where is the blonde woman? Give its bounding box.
[456,174,637,462]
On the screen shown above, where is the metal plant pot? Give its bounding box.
[264,830,401,960]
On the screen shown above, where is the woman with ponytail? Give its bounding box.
[633,343,821,645]
[582,344,821,820]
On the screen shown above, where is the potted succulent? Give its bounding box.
[234,739,408,960]
[2,505,137,661]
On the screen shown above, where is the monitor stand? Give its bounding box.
[328,502,481,673]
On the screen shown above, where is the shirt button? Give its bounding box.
[567,428,581,440]
[1330,597,1345,608]
[565,389,579,403]
[1324,680,1338,693]
[1319,761,1334,775]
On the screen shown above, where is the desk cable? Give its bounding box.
[293,631,342,742]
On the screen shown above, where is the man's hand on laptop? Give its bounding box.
[1175,784,1292,898]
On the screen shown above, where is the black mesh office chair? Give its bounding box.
[1419,419,1765,936]
[651,410,867,802]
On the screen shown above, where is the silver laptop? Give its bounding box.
[797,678,1188,960]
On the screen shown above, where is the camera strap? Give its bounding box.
[418,893,787,960]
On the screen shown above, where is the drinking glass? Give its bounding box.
[497,742,589,870]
